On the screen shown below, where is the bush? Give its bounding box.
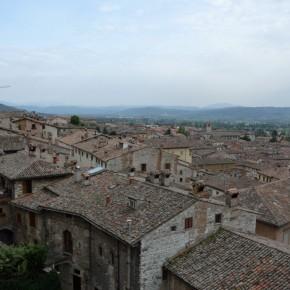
[0,271,61,290]
[70,115,80,125]
[0,244,61,290]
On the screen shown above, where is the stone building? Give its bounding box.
[11,170,256,290]
[0,129,25,154]
[145,136,196,163]
[163,228,290,290]
[13,116,59,143]
[239,179,290,246]
[0,151,72,244]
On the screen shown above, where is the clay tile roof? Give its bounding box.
[0,152,72,180]
[165,228,290,290]
[145,136,196,149]
[15,171,196,245]
[239,179,290,227]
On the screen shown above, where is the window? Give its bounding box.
[17,213,22,225]
[170,225,177,231]
[63,230,73,254]
[283,230,290,245]
[128,197,137,209]
[165,163,171,170]
[184,217,193,230]
[29,212,36,227]
[23,180,32,194]
[74,269,81,275]
[42,124,46,129]
[99,246,103,256]
[179,170,183,175]
[215,213,222,224]
[110,251,114,265]
[162,267,168,280]
[141,163,147,172]
[0,208,4,217]
[31,124,36,130]
[179,178,183,182]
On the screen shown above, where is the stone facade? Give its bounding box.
[139,200,256,290]
[11,197,256,290]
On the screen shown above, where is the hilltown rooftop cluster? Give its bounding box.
[0,113,290,289]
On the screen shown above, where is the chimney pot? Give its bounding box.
[226,188,239,208]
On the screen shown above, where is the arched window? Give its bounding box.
[63,230,73,254]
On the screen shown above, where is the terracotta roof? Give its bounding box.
[203,174,262,191]
[0,152,72,180]
[13,171,196,245]
[58,129,96,146]
[0,133,25,152]
[74,135,143,161]
[239,179,290,226]
[165,228,290,290]
[145,136,197,149]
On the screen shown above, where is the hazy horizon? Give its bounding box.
[1,0,290,107]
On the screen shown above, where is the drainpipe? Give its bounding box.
[127,246,131,290]
[117,241,120,290]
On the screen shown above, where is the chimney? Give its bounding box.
[225,188,239,208]
[75,165,81,182]
[127,218,132,235]
[82,173,91,186]
[105,196,112,207]
[159,172,171,187]
[192,180,205,195]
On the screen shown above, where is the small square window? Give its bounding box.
[165,163,171,170]
[215,213,222,224]
[170,225,177,231]
[141,163,147,172]
[180,178,183,182]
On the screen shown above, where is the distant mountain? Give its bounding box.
[12,104,290,123]
[17,105,128,116]
[0,103,21,112]
[203,103,236,109]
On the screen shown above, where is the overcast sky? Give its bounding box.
[1,0,290,107]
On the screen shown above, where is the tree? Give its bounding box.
[102,127,108,134]
[240,135,251,142]
[270,130,278,142]
[0,244,61,290]
[70,115,80,126]
[164,128,171,135]
[255,128,267,137]
[177,126,189,136]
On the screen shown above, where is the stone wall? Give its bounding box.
[139,200,256,290]
[44,211,139,290]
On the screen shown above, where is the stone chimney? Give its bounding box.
[82,173,91,186]
[105,196,112,207]
[159,172,172,187]
[127,218,132,235]
[75,165,81,183]
[225,188,239,208]
[128,168,135,184]
[192,180,205,195]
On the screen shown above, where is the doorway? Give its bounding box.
[73,274,81,290]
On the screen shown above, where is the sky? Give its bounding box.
[1,0,290,107]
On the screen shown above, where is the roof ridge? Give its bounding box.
[228,228,290,256]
